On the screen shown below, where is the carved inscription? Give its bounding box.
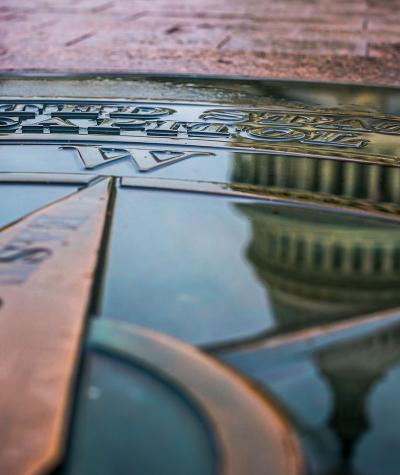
[0,100,400,164]
[61,146,214,171]
[200,109,400,136]
[0,101,381,149]
[0,214,88,284]
[246,127,368,148]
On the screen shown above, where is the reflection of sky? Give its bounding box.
[0,145,236,181]
[0,183,79,228]
[65,354,215,475]
[0,146,86,174]
[101,184,400,346]
[101,188,274,346]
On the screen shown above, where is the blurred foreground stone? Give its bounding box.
[0,0,400,85]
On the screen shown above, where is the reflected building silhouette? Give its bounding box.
[233,153,400,473]
[233,152,400,330]
[315,326,400,472]
[253,83,400,117]
[233,154,400,207]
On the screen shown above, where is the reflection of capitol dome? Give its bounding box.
[233,154,400,207]
[236,202,400,330]
[315,323,400,465]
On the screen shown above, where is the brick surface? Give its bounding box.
[0,0,399,85]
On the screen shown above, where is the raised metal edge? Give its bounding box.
[0,178,112,475]
[212,305,400,355]
[0,172,98,184]
[120,176,400,224]
[87,319,305,475]
[1,72,400,91]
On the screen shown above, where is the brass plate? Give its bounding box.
[0,178,110,475]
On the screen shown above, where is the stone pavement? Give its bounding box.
[0,0,400,86]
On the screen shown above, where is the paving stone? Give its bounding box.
[0,0,399,85]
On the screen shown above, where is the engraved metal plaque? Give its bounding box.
[1,75,400,475]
